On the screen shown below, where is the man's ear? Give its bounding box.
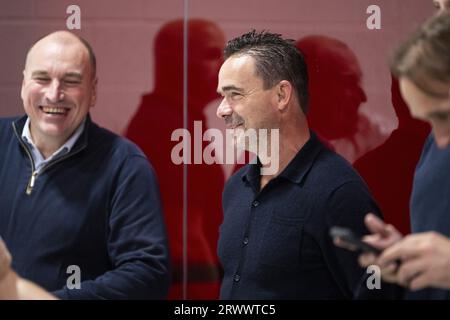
[90,77,98,108]
[276,80,293,111]
[20,70,26,101]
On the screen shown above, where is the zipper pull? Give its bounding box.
[26,171,38,195]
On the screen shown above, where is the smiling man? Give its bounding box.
[20,32,97,162]
[215,30,392,299]
[0,31,170,299]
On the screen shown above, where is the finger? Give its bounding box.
[358,253,376,267]
[365,214,402,240]
[365,213,387,234]
[379,239,420,266]
[363,234,395,250]
[380,262,401,284]
[409,272,432,291]
[397,259,427,287]
[362,234,382,244]
[384,224,403,240]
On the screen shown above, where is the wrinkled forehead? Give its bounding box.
[25,34,91,76]
[218,55,259,85]
[220,55,258,78]
[217,55,272,97]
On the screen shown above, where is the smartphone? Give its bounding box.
[330,226,381,255]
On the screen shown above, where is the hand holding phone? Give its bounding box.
[330,226,381,255]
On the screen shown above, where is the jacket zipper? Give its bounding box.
[13,123,38,195]
[12,122,85,195]
[26,171,38,195]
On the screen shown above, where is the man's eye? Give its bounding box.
[433,113,450,121]
[34,77,50,82]
[64,79,81,85]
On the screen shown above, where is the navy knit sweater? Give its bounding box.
[0,115,170,299]
[408,134,450,299]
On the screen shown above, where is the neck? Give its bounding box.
[259,114,310,189]
[29,128,70,160]
[35,138,66,159]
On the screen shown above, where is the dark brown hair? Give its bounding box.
[224,30,309,114]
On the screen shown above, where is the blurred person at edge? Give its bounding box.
[339,10,450,299]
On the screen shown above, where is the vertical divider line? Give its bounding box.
[182,0,189,301]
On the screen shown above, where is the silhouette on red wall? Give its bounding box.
[125,19,226,299]
[353,76,430,235]
[296,35,384,163]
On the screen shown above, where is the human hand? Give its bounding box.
[378,232,450,290]
[357,213,403,283]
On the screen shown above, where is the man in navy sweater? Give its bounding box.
[0,31,170,299]
[215,30,392,299]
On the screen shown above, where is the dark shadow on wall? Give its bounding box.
[125,19,226,299]
[296,35,385,163]
[353,76,430,235]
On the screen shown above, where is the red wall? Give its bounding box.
[0,0,435,299]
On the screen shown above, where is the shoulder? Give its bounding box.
[308,147,365,191]
[419,133,436,159]
[86,121,159,181]
[314,151,379,223]
[222,164,251,198]
[88,121,148,159]
[0,116,20,133]
[0,116,22,146]
[416,133,450,174]
[303,148,377,214]
[224,165,248,186]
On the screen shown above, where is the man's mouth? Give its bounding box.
[39,106,70,115]
[225,122,244,129]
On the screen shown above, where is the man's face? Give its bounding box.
[216,55,280,149]
[433,0,450,13]
[21,36,96,143]
[400,77,450,148]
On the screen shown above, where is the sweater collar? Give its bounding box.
[12,114,91,156]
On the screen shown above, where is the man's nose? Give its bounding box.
[216,98,232,119]
[45,80,64,103]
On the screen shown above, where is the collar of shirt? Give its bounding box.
[241,131,325,188]
[21,117,86,173]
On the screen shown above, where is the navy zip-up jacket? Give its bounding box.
[0,115,170,299]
